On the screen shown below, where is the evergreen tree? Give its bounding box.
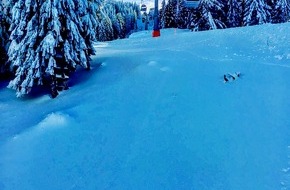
[272,0,290,23]
[243,0,271,26]
[227,0,243,27]
[123,4,138,35]
[0,4,9,75]
[175,0,191,29]
[111,13,126,39]
[163,0,178,28]
[84,0,100,54]
[192,0,226,31]
[97,13,114,41]
[0,4,8,74]
[124,8,137,36]
[160,0,167,28]
[8,0,97,98]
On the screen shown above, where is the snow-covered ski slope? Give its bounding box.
[1,23,290,190]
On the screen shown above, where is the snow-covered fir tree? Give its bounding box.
[271,0,290,23]
[163,0,178,28]
[175,0,191,29]
[0,3,10,75]
[266,0,276,17]
[111,13,126,39]
[83,0,100,55]
[7,0,97,98]
[97,12,114,41]
[0,4,6,72]
[191,0,226,31]
[123,3,138,36]
[243,0,271,26]
[227,0,243,27]
[159,0,167,28]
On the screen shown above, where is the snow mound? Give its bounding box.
[10,112,70,142]
[38,112,69,129]
[147,60,157,66]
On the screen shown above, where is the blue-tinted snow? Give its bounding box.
[1,24,290,190]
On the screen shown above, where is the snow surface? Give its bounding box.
[1,23,290,190]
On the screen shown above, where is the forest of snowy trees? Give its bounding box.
[0,0,140,97]
[0,0,289,98]
[160,0,290,30]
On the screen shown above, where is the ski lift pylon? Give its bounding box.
[184,0,200,8]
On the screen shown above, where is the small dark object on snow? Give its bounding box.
[223,72,241,83]
[224,75,229,82]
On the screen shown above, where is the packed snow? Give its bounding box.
[1,23,290,190]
